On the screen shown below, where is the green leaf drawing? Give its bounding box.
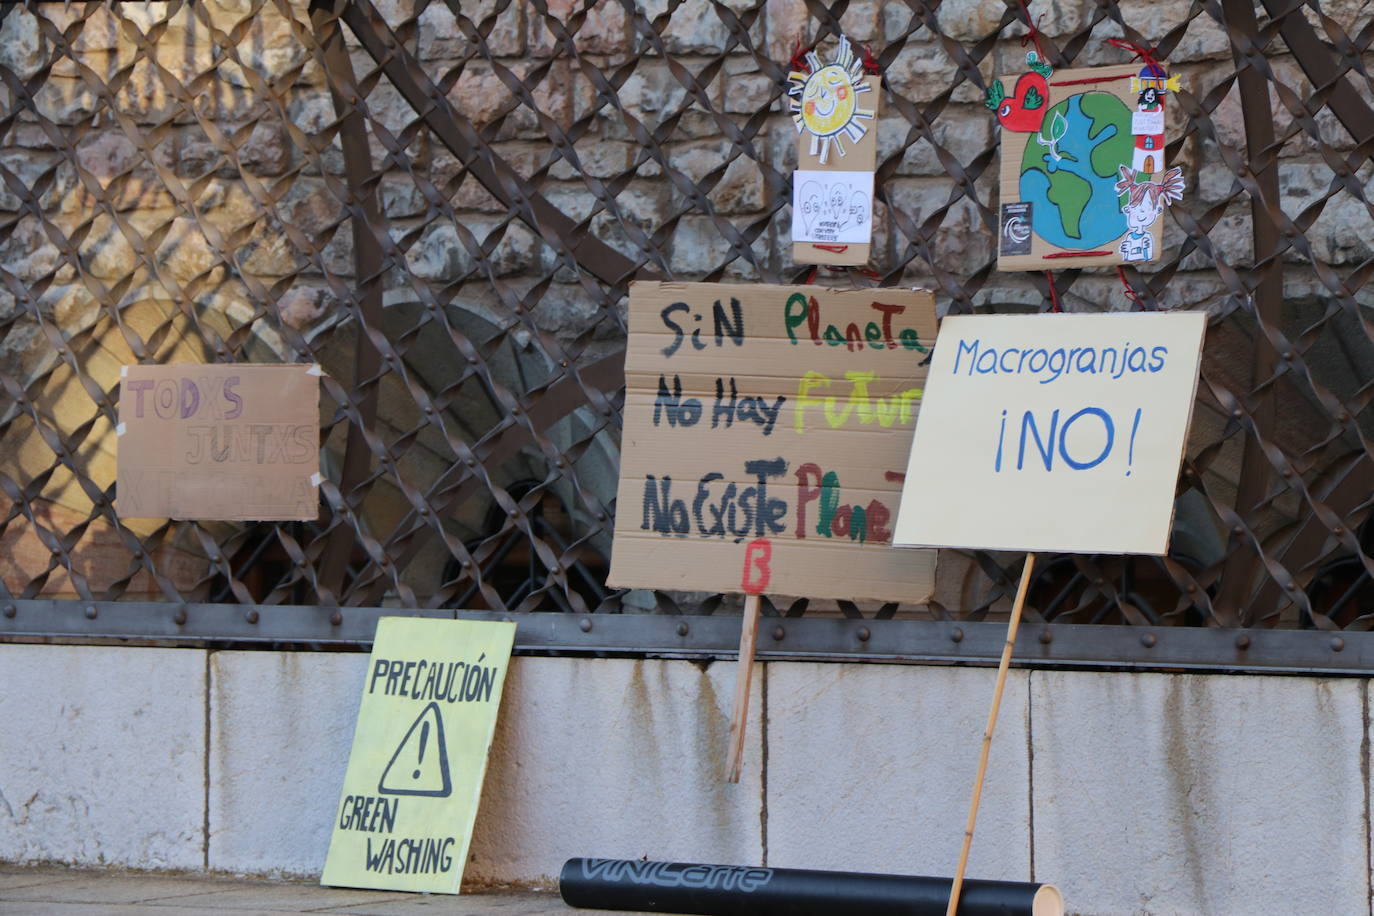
[984,80,1006,111]
[1026,51,1053,79]
[1049,111,1067,142]
[1023,86,1044,110]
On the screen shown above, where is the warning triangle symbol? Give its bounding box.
[378,701,452,797]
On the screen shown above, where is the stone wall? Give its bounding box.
[2,0,1372,603]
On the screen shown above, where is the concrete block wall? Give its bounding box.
[0,643,1368,916]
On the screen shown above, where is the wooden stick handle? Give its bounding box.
[946,553,1037,916]
[724,593,763,783]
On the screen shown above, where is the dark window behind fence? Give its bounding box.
[3,0,1374,669]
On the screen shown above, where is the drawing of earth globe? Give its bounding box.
[1018,92,1135,250]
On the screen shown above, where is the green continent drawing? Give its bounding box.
[1043,170,1092,240]
[1018,92,1134,249]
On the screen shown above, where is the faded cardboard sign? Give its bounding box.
[116,363,319,520]
[894,312,1206,555]
[322,617,516,894]
[609,282,938,604]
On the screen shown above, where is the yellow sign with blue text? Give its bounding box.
[321,617,516,894]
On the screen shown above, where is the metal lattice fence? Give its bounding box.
[3,0,1374,666]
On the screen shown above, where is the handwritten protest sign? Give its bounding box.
[117,364,319,520]
[609,282,938,603]
[894,312,1206,555]
[322,617,516,894]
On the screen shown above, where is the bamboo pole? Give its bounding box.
[724,593,762,783]
[946,553,1037,916]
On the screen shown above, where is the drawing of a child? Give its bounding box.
[1116,166,1184,262]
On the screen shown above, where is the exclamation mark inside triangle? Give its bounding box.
[379,702,452,797]
[413,721,429,779]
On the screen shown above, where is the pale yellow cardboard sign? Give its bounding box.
[321,617,516,894]
[609,282,938,604]
[116,363,319,520]
[894,312,1206,555]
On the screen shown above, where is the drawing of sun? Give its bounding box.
[787,37,875,165]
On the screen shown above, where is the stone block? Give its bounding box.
[886,41,990,106]
[466,657,763,883]
[419,0,523,60]
[529,0,627,56]
[208,651,368,876]
[765,0,808,63]
[0,645,206,869]
[668,213,770,278]
[887,182,994,277]
[1031,670,1366,916]
[766,663,1031,880]
[0,9,45,81]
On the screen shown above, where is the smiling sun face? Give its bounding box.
[788,37,874,165]
[801,65,857,136]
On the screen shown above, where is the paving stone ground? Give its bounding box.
[0,867,647,916]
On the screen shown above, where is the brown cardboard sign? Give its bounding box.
[788,37,880,268]
[991,59,1184,270]
[609,282,938,604]
[117,364,320,520]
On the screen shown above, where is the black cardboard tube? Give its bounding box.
[560,859,1064,916]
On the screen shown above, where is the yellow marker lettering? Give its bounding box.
[794,371,830,433]
[845,371,877,424]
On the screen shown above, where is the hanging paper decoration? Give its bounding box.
[990,55,1185,270]
[787,36,881,268]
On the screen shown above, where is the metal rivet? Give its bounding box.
[84,605,97,619]
[579,617,592,632]
[857,626,871,642]
[1186,584,1198,594]
[1039,629,1052,644]
[1232,408,1243,418]
[677,622,689,636]
[1235,633,1250,649]
[1331,637,1345,652]
[246,609,260,624]
[1334,526,1345,536]
[771,625,785,641]
[1141,633,1157,647]
[173,608,187,625]
[2,605,15,618]
[1233,524,1244,535]
[330,611,343,626]
[951,627,964,643]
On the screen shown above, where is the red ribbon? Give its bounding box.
[1044,270,1062,313]
[1016,0,1046,59]
[1106,37,1165,73]
[861,43,882,75]
[1117,266,1152,311]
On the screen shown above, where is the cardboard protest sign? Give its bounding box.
[894,312,1205,555]
[788,37,880,267]
[117,364,319,520]
[322,617,516,894]
[990,57,1184,270]
[609,282,938,603]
